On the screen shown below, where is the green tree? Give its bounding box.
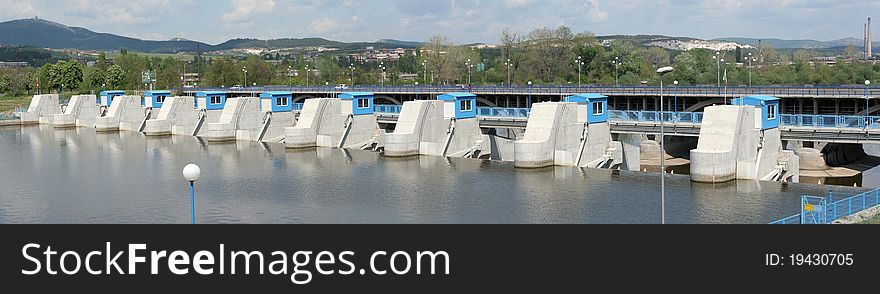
[106,65,125,89]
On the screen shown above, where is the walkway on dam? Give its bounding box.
[188,85,880,99]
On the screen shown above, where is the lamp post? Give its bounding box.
[612,57,620,87]
[713,52,721,88]
[242,67,248,88]
[576,56,584,88]
[325,81,329,98]
[305,65,310,87]
[656,66,674,225]
[466,59,473,87]
[380,61,386,87]
[673,80,679,115]
[182,164,201,224]
[61,83,64,100]
[504,58,512,86]
[415,82,420,100]
[287,66,293,87]
[527,81,533,109]
[349,64,355,86]
[422,60,428,84]
[866,80,872,127]
[747,52,756,87]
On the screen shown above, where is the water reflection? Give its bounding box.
[0,125,866,224]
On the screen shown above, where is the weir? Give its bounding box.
[94,96,150,132]
[53,95,98,128]
[285,92,383,149]
[690,96,799,183]
[143,96,199,136]
[205,96,293,143]
[383,93,488,157]
[513,94,623,168]
[17,94,61,125]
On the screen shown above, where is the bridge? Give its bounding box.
[186,85,880,116]
[361,105,880,144]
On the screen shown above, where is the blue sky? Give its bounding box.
[1,0,878,44]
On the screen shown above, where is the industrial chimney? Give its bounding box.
[869,17,873,59]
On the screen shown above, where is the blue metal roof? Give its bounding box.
[197,91,226,96]
[564,93,607,103]
[100,90,125,95]
[145,91,171,95]
[260,91,293,96]
[339,92,374,97]
[437,92,476,101]
[741,95,779,102]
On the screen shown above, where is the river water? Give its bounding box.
[0,125,866,224]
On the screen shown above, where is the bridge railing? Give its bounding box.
[188,85,880,98]
[771,188,880,224]
[477,107,531,118]
[375,105,403,114]
[608,110,703,124]
[780,114,880,129]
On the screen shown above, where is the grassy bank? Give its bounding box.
[0,94,32,113]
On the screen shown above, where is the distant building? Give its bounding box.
[0,62,29,68]
[181,73,200,87]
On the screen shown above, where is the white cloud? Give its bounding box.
[309,17,338,34]
[222,0,277,22]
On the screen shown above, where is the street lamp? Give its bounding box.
[866,80,871,127]
[611,57,620,87]
[504,58,512,86]
[242,67,248,88]
[305,65,310,87]
[182,164,201,224]
[656,66,674,225]
[747,52,756,87]
[465,59,473,86]
[61,83,64,99]
[287,66,293,87]
[349,64,355,86]
[575,56,584,88]
[422,60,428,84]
[415,81,420,100]
[380,61,386,87]
[673,80,679,115]
[712,52,721,88]
[527,81,533,109]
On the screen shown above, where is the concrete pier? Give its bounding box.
[95,96,150,132]
[205,97,263,142]
[690,96,799,183]
[514,94,622,169]
[285,92,383,149]
[143,97,199,136]
[383,93,488,157]
[53,95,98,128]
[236,92,296,142]
[18,94,61,125]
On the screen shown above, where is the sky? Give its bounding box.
[0,0,878,45]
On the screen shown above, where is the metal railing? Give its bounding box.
[781,114,880,129]
[0,112,20,120]
[608,110,704,124]
[477,107,530,118]
[375,105,403,114]
[187,85,880,98]
[771,188,880,224]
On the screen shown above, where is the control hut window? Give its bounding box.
[210,96,222,105]
[276,97,288,107]
[592,102,604,115]
[357,98,369,109]
[156,96,166,103]
[460,100,473,112]
[767,104,777,120]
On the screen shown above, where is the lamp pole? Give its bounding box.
[415,82,420,100]
[576,56,583,88]
[305,65,310,87]
[182,164,201,224]
[505,59,512,86]
[528,81,533,109]
[748,52,754,87]
[349,64,355,86]
[673,80,679,115]
[242,67,248,88]
[866,80,872,128]
[657,66,674,225]
[713,51,721,88]
[422,60,428,84]
[612,57,620,87]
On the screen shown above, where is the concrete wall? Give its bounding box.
[206,97,261,142]
[691,105,798,183]
[617,134,645,171]
[514,102,580,168]
[19,94,61,125]
[95,96,146,132]
[53,95,97,128]
[144,97,199,136]
[285,98,335,148]
[384,100,447,157]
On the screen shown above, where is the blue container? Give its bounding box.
[196,91,227,110]
[259,91,294,113]
[731,95,780,130]
[437,92,477,119]
[564,93,608,124]
[339,92,375,115]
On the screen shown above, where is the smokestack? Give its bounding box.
[869,17,873,59]
[867,23,869,60]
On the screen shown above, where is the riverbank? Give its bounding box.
[0,94,31,113]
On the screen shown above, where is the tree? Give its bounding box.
[240,55,272,86]
[106,65,125,89]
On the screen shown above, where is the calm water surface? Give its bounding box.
[0,124,866,224]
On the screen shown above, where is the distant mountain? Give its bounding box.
[0,18,213,53]
[0,18,421,54]
[716,37,879,49]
